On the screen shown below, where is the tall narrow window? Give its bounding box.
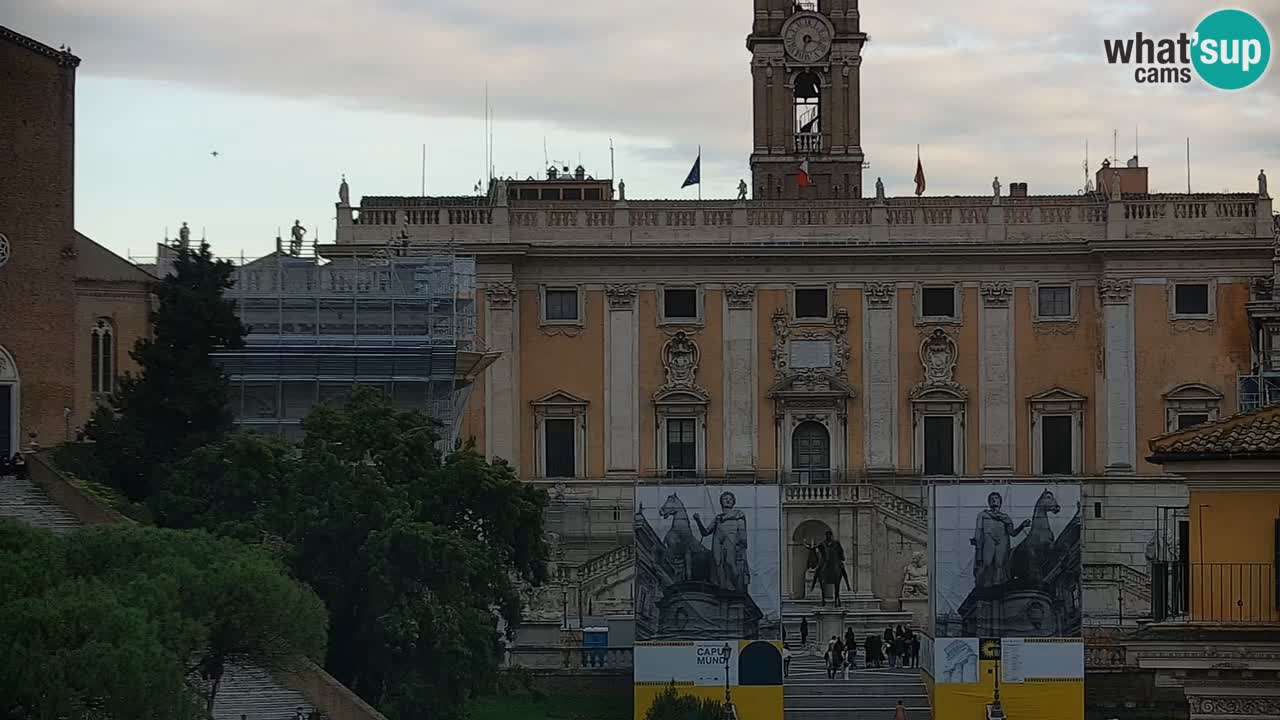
[91,319,114,395]
[544,418,576,478]
[923,416,955,475]
[666,418,697,477]
[792,421,831,483]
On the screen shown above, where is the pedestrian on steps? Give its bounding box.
[844,639,857,679]
[800,616,809,648]
[895,699,908,720]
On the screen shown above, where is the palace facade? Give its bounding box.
[318,1,1277,715]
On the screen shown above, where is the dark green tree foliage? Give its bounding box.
[153,388,550,720]
[87,242,246,501]
[643,684,726,720]
[0,521,325,719]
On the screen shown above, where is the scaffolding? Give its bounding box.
[213,240,480,446]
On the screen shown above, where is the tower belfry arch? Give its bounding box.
[747,0,868,199]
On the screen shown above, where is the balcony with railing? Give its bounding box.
[1151,561,1279,624]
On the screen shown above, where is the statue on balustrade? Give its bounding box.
[289,220,306,256]
[738,179,749,201]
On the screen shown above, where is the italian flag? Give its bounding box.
[797,160,813,189]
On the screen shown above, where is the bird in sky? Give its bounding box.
[210,150,220,158]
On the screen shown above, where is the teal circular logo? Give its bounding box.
[1192,9,1271,90]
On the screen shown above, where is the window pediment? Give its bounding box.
[1163,383,1223,403]
[653,387,709,408]
[1027,387,1086,413]
[909,383,967,403]
[531,390,590,416]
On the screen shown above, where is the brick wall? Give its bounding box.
[0,32,80,449]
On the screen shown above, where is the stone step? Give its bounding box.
[0,474,82,534]
[785,707,932,720]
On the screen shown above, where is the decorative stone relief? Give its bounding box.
[1188,696,1280,716]
[771,308,851,380]
[866,281,895,307]
[910,328,967,400]
[660,331,702,394]
[921,329,957,385]
[606,284,637,310]
[486,282,518,309]
[1169,320,1215,335]
[1097,278,1133,305]
[1033,323,1078,337]
[725,284,756,309]
[979,281,1011,308]
[540,326,584,338]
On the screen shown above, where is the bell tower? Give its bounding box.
[747,0,868,200]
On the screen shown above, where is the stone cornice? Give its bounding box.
[0,25,81,67]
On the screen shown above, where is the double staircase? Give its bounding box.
[0,471,321,720]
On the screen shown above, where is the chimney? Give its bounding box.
[1097,158,1149,195]
[1009,182,1029,198]
[547,166,559,180]
[574,165,586,180]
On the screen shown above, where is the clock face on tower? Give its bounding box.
[782,13,833,64]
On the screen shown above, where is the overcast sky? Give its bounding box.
[6,0,1277,260]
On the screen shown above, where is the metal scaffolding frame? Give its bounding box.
[215,239,478,446]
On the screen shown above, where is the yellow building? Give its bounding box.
[1131,409,1280,716]
[318,1,1279,717]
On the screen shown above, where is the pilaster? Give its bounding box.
[1100,278,1136,473]
[484,281,519,467]
[979,282,1014,474]
[605,284,639,474]
[854,506,874,598]
[723,284,757,473]
[863,281,897,472]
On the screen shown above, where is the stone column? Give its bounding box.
[724,285,757,473]
[1100,278,1135,473]
[853,506,875,599]
[485,282,519,466]
[979,282,1014,474]
[605,285,638,474]
[863,282,897,473]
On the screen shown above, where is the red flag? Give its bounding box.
[797,159,813,189]
[914,151,926,196]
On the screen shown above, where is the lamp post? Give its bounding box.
[721,642,737,720]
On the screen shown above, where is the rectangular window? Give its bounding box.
[922,287,956,318]
[1094,502,1103,519]
[795,288,829,319]
[923,416,954,475]
[1174,283,1210,316]
[544,418,576,478]
[1176,413,1210,430]
[1038,286,1072,318]
[666,418,697,476]
[664,288,698,320]
[1041,415,1073,474]
[545,289,579,322]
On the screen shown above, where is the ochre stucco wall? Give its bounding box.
[1134,282,1252,474]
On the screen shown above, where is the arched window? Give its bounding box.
[91,319,114,396]
[792,421,830,484]
[794,71,822,153]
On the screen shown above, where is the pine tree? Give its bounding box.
[87,242,246,501]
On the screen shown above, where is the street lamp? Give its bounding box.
[721,642,737,720]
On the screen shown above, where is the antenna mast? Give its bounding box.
[1186,137,1192,194]
[610,138,616,182]
[421,143,426,196]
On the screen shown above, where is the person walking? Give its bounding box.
[783,645,791,678]
[825,636,838,679]
[831,637,845,680]
[844,627,857,656]
[800,616,809,648]
[894,699,909,720]
[844,638,858,679]
[910,633,921,669]
[883,627,896,668]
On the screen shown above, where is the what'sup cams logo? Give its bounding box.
[1104,8,1271,90]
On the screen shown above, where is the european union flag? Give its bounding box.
[682,150,701,188]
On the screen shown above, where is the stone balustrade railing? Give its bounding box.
[782,483,928,528]
[335,193,1272,248]
[555,543,635,585]
[504,645,633,671]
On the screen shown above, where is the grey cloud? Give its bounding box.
[7,0,1276,195]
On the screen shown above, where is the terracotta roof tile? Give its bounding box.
[1148,405,1280,459]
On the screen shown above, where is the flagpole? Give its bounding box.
[698,145,702,202]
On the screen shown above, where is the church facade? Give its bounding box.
[321,1,1278,715]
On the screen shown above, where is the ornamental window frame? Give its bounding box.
[1163,383,1223,433]
[1028,387,1086,476]
[911,387,966,476]
[539,285,585,326]
[1168,280,1216,321]
[659,285,704,326]
[915,283,962,326]
[90,317,116,398]
[1034,282,1077,322]
[531,390,589,479]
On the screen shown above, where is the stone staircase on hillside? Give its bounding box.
[785,653,931,720]
[0,472,319,720]
[0,474,81,535]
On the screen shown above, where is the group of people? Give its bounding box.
[823,625,921,677]
[0,452,27,479]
